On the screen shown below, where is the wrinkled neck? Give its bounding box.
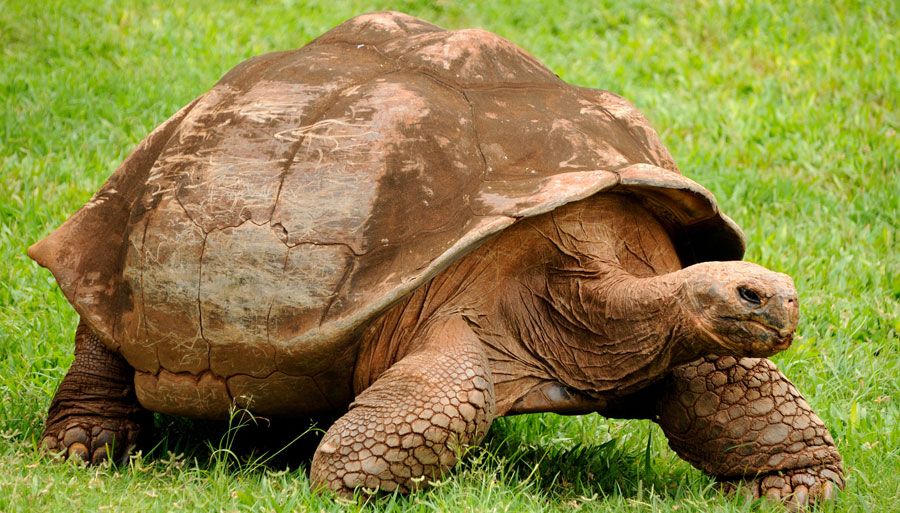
[530,264,704,396]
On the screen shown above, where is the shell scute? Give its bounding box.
[134,195,207,375]
[380,29,563,89]
[312,11,443,47]
[576,87,680,173]
[468,87,636,181]
[268,242,355,357]
[229,372,334,417]
[201,221,281,378]
[168,45,393,234]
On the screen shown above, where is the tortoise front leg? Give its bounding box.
[41,321,151,464]
[311,317,495,496]
[655,356,844,505]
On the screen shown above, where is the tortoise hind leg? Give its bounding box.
[310,316,495,496]
[41,320,151,464]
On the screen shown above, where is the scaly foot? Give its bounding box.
[41,321,150,465]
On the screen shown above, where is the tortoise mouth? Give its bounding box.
[745,319,794,351]
[772,332,793,351]
[699,317,794,356]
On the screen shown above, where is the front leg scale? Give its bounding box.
[310,317,495,495]
[656,356,843,507]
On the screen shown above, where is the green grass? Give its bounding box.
[2,0,898,511]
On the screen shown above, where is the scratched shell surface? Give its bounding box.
[29,12,744,418]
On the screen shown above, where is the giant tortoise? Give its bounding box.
[30,11,843,503]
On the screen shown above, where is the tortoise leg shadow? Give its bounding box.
[41,320,152,465]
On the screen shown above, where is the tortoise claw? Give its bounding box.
[821,481,834,502]
[790,485,809,511]
[67,442,89,462]
[41,435,59,453]
[91,445,109,465]
[720,464,843,509]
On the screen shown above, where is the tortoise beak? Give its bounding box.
[772,331,793,351]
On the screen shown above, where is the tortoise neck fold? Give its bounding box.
[518,264,705,398]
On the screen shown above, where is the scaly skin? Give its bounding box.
[41,322,151,465]
[655,356,843,505]
[310,317,495,496]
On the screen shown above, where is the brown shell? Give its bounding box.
[29,11,743,418]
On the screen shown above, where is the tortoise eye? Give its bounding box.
[738,286,763,306]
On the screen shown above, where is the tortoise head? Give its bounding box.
[683,261,799,357]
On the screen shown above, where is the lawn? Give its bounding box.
[1,0,898,511]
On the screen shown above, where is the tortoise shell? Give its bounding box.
[29,11,743,418]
